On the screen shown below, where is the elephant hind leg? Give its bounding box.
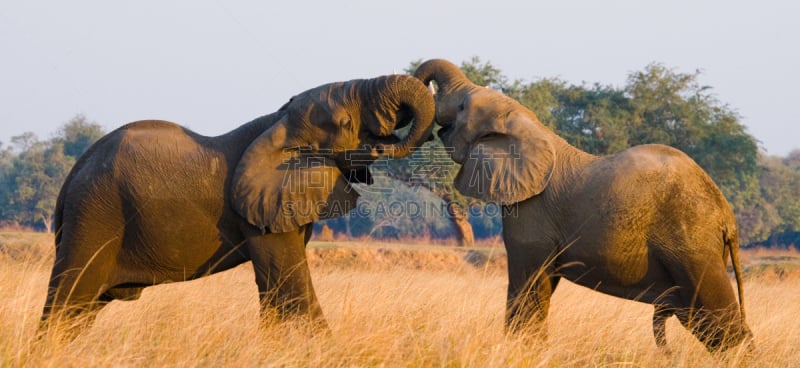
[653,304,672,350]
[40,280,145,341]
[40,244,118,339]
[42,266,108,320]
[39,278,111,341]
[654,236,751,352]
[668,265,750,352]
[673,307,752,353]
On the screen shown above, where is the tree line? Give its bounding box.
[1,58,798,247]
[0,115,105,232]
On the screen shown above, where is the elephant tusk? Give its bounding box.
[427,82,437,96]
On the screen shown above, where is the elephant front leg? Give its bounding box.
[245,226,328,330]
[505,256,560,336]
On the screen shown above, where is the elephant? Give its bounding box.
[40,74,435,336]
[413,59,752,352]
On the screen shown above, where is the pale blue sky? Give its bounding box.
[1,0,798,155]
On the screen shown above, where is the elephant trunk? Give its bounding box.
[363,75,436,158]
[413,59,473,125]
[413,58,471,95]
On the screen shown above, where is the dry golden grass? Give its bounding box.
[1,232,798,367]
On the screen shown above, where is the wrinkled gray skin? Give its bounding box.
[41,74,435,336]
[415,59,752,352]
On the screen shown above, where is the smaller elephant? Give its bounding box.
[41,74,435,337]
[414,59,752,352]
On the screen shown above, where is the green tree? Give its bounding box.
[54,114,105,159]
[0,135,74,231]
[625,64,701,146]
[459,56,510,90]
[0,116,106,232]
[0,141,12,175]
[553,83,631,155]
[783,149,800,168]
[0,142,14,224]
[506,77,563,129]
[756,154,800,245]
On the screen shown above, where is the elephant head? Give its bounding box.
[414,59,558,205]
[233,74,435,233]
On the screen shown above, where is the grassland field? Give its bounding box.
[1,232,799,367]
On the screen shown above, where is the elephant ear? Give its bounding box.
[453,112,555,205]
[232,118,358,233]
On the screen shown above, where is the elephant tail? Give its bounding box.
[724,225,747,324]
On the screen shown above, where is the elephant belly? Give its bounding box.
[572,275,678,305]
[116,199,246,283]
[560,246,677,305]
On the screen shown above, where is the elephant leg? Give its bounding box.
[40,230,121,340]
[244,225,327,330]
[669,260,749,352]
[40,263,112,339]
[505,248,560,335]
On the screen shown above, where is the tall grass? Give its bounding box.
[1,233,798,367]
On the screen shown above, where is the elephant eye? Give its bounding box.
[458,102,465,111]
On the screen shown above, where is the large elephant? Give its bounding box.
[414,59,752,352]
[41,74,435,335]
